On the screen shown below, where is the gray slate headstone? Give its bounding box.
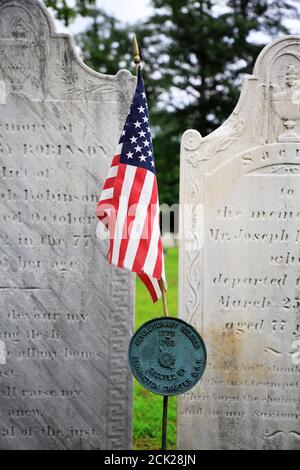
[179,36,300,450]
[0,0,135,450]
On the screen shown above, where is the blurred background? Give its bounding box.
[45,0,300,449]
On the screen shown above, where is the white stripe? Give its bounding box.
[161,257,166,283]
[96,221,108,240]
[107,165,118,179]
[100,187,114,201]
[104,144,122,181]
[143,202,160,275]
[116,143,123,155]
[123,171,155,270]
[151,277,161,299]
[111,165,137,265]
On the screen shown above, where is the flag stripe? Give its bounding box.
[107,165,118,179]
[139,272,162,302]
[111,165,137,266]
[111,154,121,167]
[143,200,161,275]
[108,162,127,262]
[123,171,155,271]
[152,277,162,299]
[115,143,123,155]
[153,238,163,279]
[103,178,115,190]
[131,182,158,274]
[138,272,158,302]
[100,187,114,201]
[118,167,148,268]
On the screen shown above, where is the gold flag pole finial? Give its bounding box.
[133,35,141,74]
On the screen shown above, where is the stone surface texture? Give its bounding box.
[179,36,300,450]
[0,0,135,450]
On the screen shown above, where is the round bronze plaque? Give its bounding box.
[128,317,207,396]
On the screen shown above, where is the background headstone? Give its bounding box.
[0,0,135,450]
[179,36,300,450]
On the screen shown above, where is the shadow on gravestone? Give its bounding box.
[0,0,135,450]
[179,36,300,450]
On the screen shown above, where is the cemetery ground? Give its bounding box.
[133,246,178,450]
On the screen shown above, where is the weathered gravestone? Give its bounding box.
[0,0,135,450]
[179,36,300,450]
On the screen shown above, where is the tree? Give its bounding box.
[44,0,96,25]
[46,0,299,206]
[136,0,299,205]
[77,8,132,75]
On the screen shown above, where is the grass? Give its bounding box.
[133,246,178,450]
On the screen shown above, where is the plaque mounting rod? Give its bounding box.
[162,396,168,450]
[159,278,169,450]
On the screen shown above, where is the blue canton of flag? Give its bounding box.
[119,69,156,173]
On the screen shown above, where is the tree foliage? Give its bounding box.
[44,0,96,25]
[45,0,299,205]
[143,0,297,133]
[77,9,132,75]
[137,0,298,204]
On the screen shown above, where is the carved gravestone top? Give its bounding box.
[179,36,300,450]
[0,0,135,450]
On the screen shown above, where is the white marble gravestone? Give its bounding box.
[179,36,300,450]
[0,0,135,450]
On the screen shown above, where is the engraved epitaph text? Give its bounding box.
[179,37,300,450]
[0,0,135,450]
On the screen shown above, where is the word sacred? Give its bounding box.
[241,142,300,169]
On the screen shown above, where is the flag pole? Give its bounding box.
[159,279,169,317]
[159,279,169,450]
[132,36,170,318]
[132,37,170,452]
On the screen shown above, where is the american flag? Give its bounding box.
[96,66,166,302]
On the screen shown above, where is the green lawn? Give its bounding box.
[133,247,178,450]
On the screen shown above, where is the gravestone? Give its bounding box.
[179,36,300,450]
[0,0,135,450]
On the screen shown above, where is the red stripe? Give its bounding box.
[100,154,120,190]
[138,272,159,303]
[96,154,121,215]
[103,177,116,190]
[112,155,121,166]
[97,198,110,215]
[153,237,163,279]
[132,181,158,274]
[107,163,127,263]
[117,167,147,268]
[97,156,123,258]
